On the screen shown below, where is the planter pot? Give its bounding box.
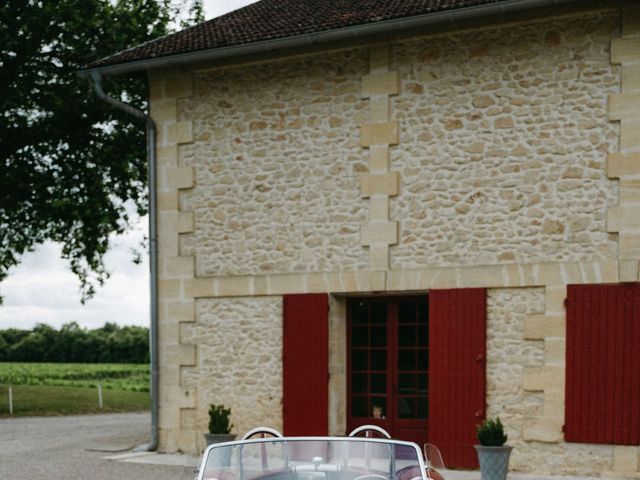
[474,445,513,480]
[204,433,236,446]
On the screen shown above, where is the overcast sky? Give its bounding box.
[0,0,259,331]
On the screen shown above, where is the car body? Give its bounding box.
[195,426,444,480]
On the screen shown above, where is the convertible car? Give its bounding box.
[195,426,445,480]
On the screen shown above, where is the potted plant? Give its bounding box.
[204,404,236,446]
[474,417,512,480]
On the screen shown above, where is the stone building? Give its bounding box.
[85,0,640,477]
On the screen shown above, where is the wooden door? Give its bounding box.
[347,297,429,446]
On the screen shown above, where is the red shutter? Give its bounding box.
[283,293,329,436]
[428,288,486,469]
[565,284,640,445]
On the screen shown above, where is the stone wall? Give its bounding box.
[391,11,619,270]
[181,296,283,450]
[179,50,370,278]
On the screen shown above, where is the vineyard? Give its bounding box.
[0,362,149,391]
[0,363,150,416]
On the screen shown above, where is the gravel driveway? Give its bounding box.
[0,412,195,480]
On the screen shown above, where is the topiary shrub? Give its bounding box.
[476,417,508,446]
[208,404,233,434]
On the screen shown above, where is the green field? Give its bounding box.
[0,362,150,416]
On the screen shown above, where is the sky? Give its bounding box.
[0,0,259,331]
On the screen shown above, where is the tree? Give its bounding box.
[0,0,203,302]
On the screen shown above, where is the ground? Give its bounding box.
[0,412,195,480]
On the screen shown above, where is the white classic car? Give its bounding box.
[196,426,445,480]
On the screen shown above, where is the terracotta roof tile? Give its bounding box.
[89,0,512,69]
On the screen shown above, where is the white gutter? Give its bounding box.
[80,0,578,78]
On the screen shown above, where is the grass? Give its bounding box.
[0,384,150,417]
[0,362,151,417]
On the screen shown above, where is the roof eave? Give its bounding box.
[79,0,578,78]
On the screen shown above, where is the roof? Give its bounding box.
[87,0,519,70]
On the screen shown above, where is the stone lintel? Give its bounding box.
[360,172,399,197]
[620,234,640,258]
[361,121,399,147]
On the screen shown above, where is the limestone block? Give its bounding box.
[524,314,565,340]
[158,279,182,300]
[157,145,178,166]
[361,71,399,98]
[158,232,179,258]
[165,74,193,99]
[369,197,389,221]
[183,277,215,298]
[623,64,640,91]
[360,172,399,197]
[369,96,390,123]
[149,78,165,102]
[619,234,640,258]
[361,122,399,147]
[544,337,566,365]
[165,166,195,190]
[543,388,565,424]
[167,121,194,145]
[177,211,195,233]
[360,221,398,246]
[523,421,563,443]
[545,285,567,314]
[167,300,195,323]
[266,274,302,295]
[609,92,640,120]
[608,205,640,232]
[601,260,622,283]
[620,118,640,150]
[607,152,640,178]
[174,429,198,454]
[523,366,564,391]
[150,100,177,124]
[369,244,389,271]
[369,146,390,172]
[165,343,196,366]
[459,265,504,288]
[157,190,179,211]
[162,386,197,409]
[620,181,640,202]
[162,256,195,279]
[158,407,180,429]
[369,45,390,74]
[369,270,387,291]
[611,37,640,64]
[619,260,640,282]
[612,446,640,473]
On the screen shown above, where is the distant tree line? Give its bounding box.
[0,323,149,363]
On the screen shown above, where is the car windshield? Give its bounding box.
[199,438,426,480]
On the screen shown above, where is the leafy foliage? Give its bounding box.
[477,417,508,446]
[0,0,202,302]
[0,322,149,364]
[208,404,233,434]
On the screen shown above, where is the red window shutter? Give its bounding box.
[283,293,329,436]
[565,284,640,445]
[428,288,486,469]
